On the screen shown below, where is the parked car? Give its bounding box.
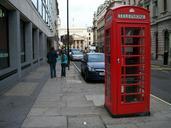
[70,50,83,61]
[69,48,79,58]
[70,48,79,53]
[81,53,105,81]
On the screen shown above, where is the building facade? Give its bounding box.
[59,27,93,51]
[0,0,59,92]
[125,0,171,65]
[93,0,123,52]
[71,34,86,50]
[150,0,171,65]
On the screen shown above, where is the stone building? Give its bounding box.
[125,0,171,65]
[59,27,93,51]
[92,0,123,52]
[0,0,59,91]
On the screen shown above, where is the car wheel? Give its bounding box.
[84,71,89,82]
[81,69,84,76]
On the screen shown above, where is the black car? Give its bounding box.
[81,53,105,81]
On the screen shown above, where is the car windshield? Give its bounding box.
[71,49,79,52]
[73,51,82,55]
[88,54,104,62]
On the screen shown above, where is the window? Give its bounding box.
[164,0,167,11]
[45,0,49,5]
[153,0,158,17]
[164,30,169,51]
[0,6,9,70]
[32,29,35,59]
[88,54,104,62]
[43,5,46,20]
[105,29,111,97]
[38,0,43,16]
[121,27,145,103]
[45,12,48,23]
[20,20,26,63]
[146,5,149,10]
[155,32,158,60]
[31,0,38,8]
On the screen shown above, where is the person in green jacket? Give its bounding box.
[61,50,68,77]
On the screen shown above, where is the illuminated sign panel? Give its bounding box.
[118,14,146,20]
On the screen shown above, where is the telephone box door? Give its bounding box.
[116,23,150,114]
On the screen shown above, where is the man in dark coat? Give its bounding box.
[47,47,58,78]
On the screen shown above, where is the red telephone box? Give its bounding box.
[104,6,151,117]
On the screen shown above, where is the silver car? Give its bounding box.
[70,51,83,61]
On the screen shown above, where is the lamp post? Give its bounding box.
[67,0,70,70]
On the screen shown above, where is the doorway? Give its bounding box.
[164,30,169,65]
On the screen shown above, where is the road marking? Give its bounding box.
[73,62,171,106]
[151,94,171,106]
[72,62,81,72]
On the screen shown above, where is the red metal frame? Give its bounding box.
[104,6,151,117]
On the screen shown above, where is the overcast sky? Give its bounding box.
[58,0,105,28]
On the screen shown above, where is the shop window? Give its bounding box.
[20,20,26,63]
[0,6,9,70]
[32,29,36,59]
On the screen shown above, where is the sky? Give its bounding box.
[58,0,105,28]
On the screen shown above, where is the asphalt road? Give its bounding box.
[151,69,171,103]
[72,61,171,104]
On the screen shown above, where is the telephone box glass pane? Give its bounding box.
[125,66,144,74]
[105,29,111,98]
[120,26,145,104]
[125,94,144,103]
[124,76,144,84]
[123,47,144,55]
[125,57,144,65]
[125,85,142,93]
[126,27,144,36]
[125,38,144,45]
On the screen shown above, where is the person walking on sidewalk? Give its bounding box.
[47,47,58,78]
[61,50,68,77]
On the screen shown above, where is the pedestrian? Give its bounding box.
[61,50,68,77]
[47,47,58,78]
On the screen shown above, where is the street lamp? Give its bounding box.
[67,0,70,70]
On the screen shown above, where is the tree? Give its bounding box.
[61,34,74,46]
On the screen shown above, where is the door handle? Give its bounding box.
[117,58,120,64]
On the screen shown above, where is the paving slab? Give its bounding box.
[25,72,45,80]
[19,63,171,128]
[27,107,62,116]
[22,116,67,128]
[4,82,38,96]
[106,124,138,128]
[85,94,104,106]
[68,115,105,128]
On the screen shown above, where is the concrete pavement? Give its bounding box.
[0,64,49,128]
[1,62,171,128]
